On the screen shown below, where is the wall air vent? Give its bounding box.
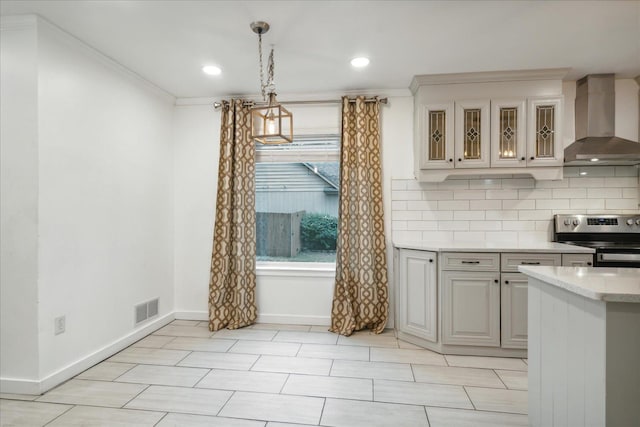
[134,298,160,325]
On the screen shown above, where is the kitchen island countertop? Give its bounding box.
[519,265,640,302]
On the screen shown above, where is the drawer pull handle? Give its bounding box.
[461,260,480,264]
[521,261,541,265]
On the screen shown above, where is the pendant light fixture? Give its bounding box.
[249,21,293,145]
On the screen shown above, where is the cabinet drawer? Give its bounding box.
[501,253,561,272]
[441,252,500,271]
[562,253,594,267]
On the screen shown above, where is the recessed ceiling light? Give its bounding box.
[350,57,370,68]
[590,158,599,162]
[202,65,222,76]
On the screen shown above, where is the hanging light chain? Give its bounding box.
[257,32,266,101]
[266,47,275,96]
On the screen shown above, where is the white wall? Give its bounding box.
[0,16,40,385]
[0,17,176,393]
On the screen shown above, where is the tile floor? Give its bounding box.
[0,321,528,426]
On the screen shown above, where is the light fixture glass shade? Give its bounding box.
[251,94,293,145]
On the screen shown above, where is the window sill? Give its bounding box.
[256,262,336,278]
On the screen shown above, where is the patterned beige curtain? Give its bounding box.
[209,99,257,331]
[330,96,389,336]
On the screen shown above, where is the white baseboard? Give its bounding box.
[173,310,208,321]
[256,313,330,326]
[0,313,174,395]
[173,311,330,326]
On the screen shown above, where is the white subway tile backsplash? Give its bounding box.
[423,210,454,221]
[438,221,469,231]
[502,178,535,189]
[392,221,408,231]
[407,221,438,230]
[470,200,502,211]
[407,200,438,210]
[438,200,470,211]
[486,190,518,200]
[518,189,552,200]
[536,199,570,210]
[622,188,638,199]
[391,166,638,245]
[392,211,423,221]
[454,211,486,221]
[604,177,638,188]
[502,221,535,231]
[570,199,604,210]
[569,177,604,188]
[552,188,587,199]
[485,231,518,242]
[453,190,486,200]
[392,191,422,201]
[502,199,535,210]
[422,231,454,241]
[391,181,407,190]
[391,201,407,211]
[485,210,518,220]
[587,188,622,199]
[518,210,552,220]
[423,190,454,201]
[453,232,486,241]
[605,199,639,210]
[469,221,502,231]
[535,220,553,232]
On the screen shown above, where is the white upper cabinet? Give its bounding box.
[455,100,491,169]
[490,98,526,168]
[411,69,568,182]
[419,103,454,169]
[527,97,564,166]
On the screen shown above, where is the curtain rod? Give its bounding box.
[213,97,388,109]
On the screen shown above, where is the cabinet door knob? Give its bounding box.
[429,259,433,263]
[587,262,592,266]
[520,157,525,161]
[494,279,499,283]
[449,158,453,162]
[505,280,510,284]
[530,156,535,160]
[458,158,462,162]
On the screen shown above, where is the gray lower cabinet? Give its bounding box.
[397,249,438,342]
[501,272,529,349]
[441,270,501,347]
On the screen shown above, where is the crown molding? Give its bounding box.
[409,68,572,94]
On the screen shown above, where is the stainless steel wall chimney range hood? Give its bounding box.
[563,74,640,166]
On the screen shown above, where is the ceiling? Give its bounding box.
[1,1,639,99]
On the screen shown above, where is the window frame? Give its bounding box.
[255,134,341,269]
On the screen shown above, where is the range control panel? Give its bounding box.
[555,214,640,233]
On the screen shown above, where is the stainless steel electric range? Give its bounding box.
[554,214,640,268]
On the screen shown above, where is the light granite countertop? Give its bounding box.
[519,265,640,303]
[393,240,595,254]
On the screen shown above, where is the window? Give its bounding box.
[256,135,340,263]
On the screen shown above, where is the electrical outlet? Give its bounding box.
[54,316,65,335]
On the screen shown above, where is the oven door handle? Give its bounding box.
[598,253,640,262]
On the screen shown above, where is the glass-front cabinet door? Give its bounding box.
[526,97,563,166]
[419,103,454,169]
[490,99,526,167]
[454,100,490,169]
